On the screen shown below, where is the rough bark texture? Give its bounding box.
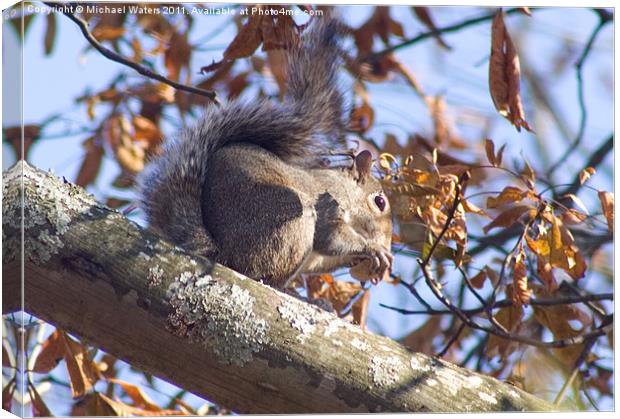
[2,162,554,413]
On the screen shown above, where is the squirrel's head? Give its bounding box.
[347,150,393,282]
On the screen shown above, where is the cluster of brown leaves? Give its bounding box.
[201,5,302,74]
[2,328,215,416]
[378,134,612,366]
[301,274,391,329]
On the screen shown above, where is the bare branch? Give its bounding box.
[546,11,612,175]
[366,7,534,61]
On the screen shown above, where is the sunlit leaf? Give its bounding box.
[598,191,614,233]
[32,329,65,373]
[483,205,533,233]
[579,167,596,185]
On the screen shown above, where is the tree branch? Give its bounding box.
[44,2,218,103]
[366,7,533,61]
[2,162,554,413]
[381,292,614,316]
[546,10,612,176]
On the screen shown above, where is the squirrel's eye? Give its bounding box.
[374,195,386,212]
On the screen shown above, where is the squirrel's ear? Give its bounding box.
[353,150,373,183]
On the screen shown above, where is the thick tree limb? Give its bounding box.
[2,162,554,413]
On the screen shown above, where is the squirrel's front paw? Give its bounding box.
[350,246,393,283]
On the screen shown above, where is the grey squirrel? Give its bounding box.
[138,16,393,288]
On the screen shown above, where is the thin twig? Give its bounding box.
[546,11,611,176]
[45,2,218,103]
[366,7,533,60]
[380,292,613,316]
[416,260,612,349]
[422,171,470,266]
[556,134,614,199]
[436,322,466,358]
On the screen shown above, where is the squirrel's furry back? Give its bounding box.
[138,16,348,255]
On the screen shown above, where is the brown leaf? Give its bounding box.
[519,7,532,16]
[483,204,533,233]
[485,139,496,166]
[579,167,596,185]
[28,384,52,417]
[512,249,530,306]
[470,269,488,289]
[223,70,249,100]
[354,7,404,54]
[349,102,375,133]
[44,13,57,55]
[96,392,184,416]
[105,197,131,209]
[75,136,104,187]
[108,378,161,411]
[61,332,100,399]
[352,290,370,329]
[598,191,614,232]
[92,25,126,42]
[489,10,533,132]
[266,50,287,98]
[203,15,262,73]
[461,198,490,218]
[132,116,161,143]
[325,281,363,313]
[486,186,530,208]
[2,343,11,368]
[533,302,591,366]
[561,208,587,225]
[413,7,451,49]
[2,379,16,412]
[32,329,66,373]
[487,299,523,359]
[402,316,442,354]
[164,31,192,81]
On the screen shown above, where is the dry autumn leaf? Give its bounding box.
[2,343,11,368]
[61,332,100,399]
[486,186,530,208]
[75,136,104,187]
[512,248,531,306]
[32,329,65,373]
[2,379,16,412]
[483,204,533,233]
[487,295,523,359]
[489,10,533,132]
[351,290,370,328]
[132,116,161,144]
[579,167,596,184]
[533,302,592,366]
[92,25,126,42]
[354,7,404,55]
[28,383,52,417]
[44,13,57,55]
[598,191,614,232]
[470,269,488,289]
[108,378,161,411]
[413,7,451,49]
[402,316,442,354]
[164,30,192,82]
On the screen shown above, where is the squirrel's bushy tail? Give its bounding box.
[138,15,346,253]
